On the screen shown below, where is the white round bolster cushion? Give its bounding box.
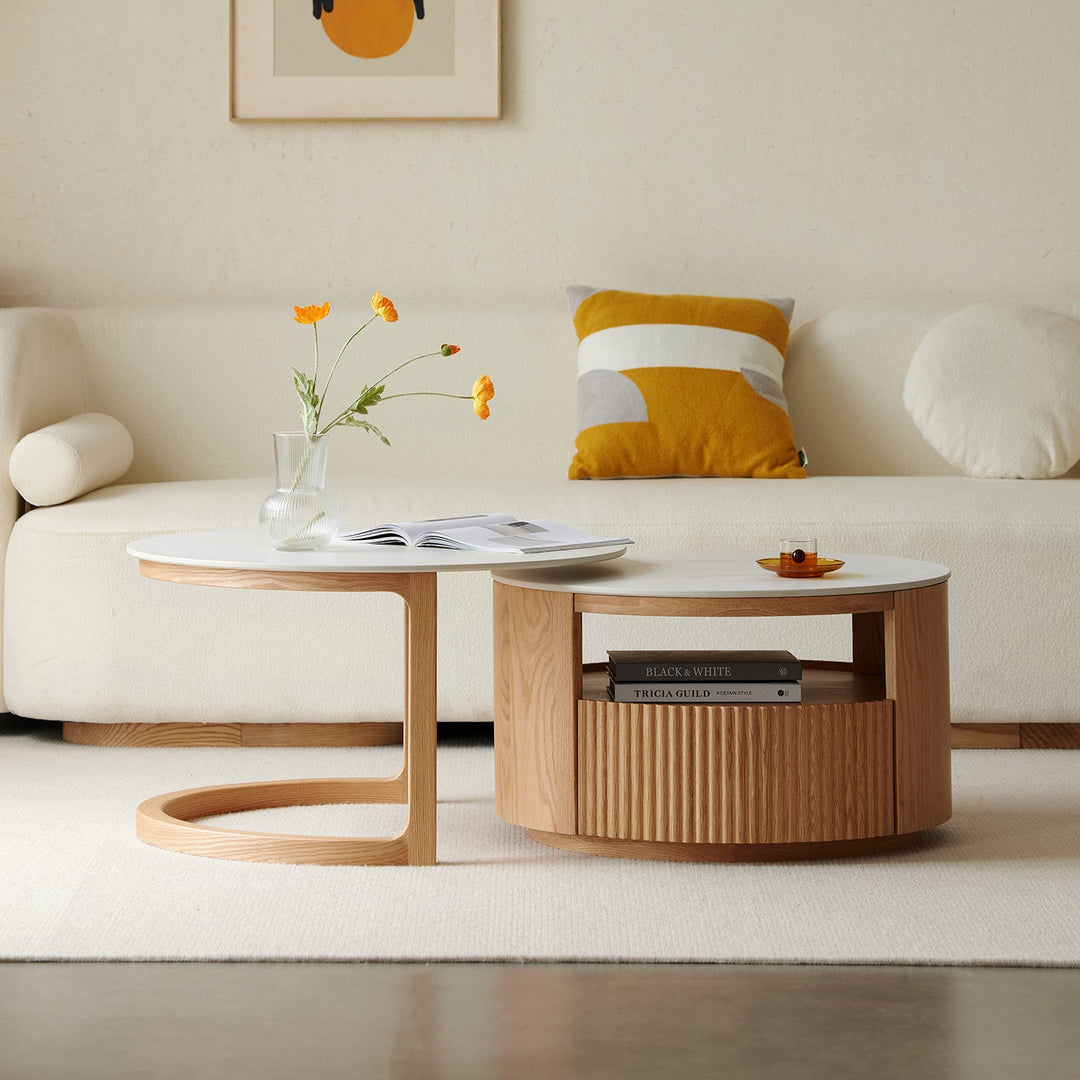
[9,412,134,506]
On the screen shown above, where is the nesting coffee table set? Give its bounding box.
[129,531,952,866]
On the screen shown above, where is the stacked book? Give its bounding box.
[606,650,802,703]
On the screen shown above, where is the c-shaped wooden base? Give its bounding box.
[134,565,437,865]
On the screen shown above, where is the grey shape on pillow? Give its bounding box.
[566,286,794,324]
[567,285,600,316]
[741,368,790,413]
[576,369,648,434]
[762,297,795,324]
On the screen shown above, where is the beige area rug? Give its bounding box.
[2,720,1078,965]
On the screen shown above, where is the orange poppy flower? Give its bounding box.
[293,302,330,324]
[371,292,399,323]
[472,374,494,420]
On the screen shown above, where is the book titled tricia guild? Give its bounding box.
[609,681,802,703]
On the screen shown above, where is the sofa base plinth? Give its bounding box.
[528,828,923,863]
[62,721,403,747]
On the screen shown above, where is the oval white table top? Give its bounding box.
[492,550,950,598]
[127,528,629,574]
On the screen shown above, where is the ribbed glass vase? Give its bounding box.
[259,432,340,551]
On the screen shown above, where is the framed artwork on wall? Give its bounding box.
[231,0,500,120]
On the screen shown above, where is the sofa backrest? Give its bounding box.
[68,301,576,484]
[786,299,1080,477]
[5,296,1079,487]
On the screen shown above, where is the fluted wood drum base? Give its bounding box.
[528,828,923,863]
[493,552,953,863]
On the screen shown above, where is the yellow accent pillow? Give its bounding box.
[567,288,806,480]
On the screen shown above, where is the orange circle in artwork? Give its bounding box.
[320,0,416,59]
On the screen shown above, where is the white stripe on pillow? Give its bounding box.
[578,322,785,385]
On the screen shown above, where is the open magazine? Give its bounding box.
[339,513,632,555]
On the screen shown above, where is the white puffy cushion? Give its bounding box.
[9,412,134,506]
[903,302,1080,478]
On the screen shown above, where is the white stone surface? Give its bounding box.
[493,550,949,598]
[128,528,627,575]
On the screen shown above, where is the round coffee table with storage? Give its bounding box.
[127,529,627,866]
[492,551,951,861]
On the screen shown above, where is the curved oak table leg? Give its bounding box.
[135,570,438,866]
[136,776,411,865]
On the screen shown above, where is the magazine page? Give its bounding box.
[340,513,516,544]
[420,518,632,554]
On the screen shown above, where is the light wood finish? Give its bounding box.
[136,777,409,865]
[886,582,952,834]
[494,564,953,861]
[577,700,894,844]
[574,591,895,618]
[243,723,402,746]
[63,722,402,747]
[139,559,414,594]
[493,581,580,833]
[951,724,1022,749]
[135,569,438,866]
[68,717,1062,749]
[528,829,922,862]
[66,722,244,747]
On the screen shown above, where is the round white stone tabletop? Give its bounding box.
[491,550,950,598]
[127,528,629,574]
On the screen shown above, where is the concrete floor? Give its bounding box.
[1,962,1078,1079]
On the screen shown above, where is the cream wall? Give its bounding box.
[3,1,1080,321]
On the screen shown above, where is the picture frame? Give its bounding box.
[230,0,500,121]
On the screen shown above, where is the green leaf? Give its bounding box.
[291,367,319,436]
[340,414,390,446]
[352,384,385,411]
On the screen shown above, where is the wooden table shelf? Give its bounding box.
[582,661,887,707]
[493,551,952,862]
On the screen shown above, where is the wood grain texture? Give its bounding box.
[64,722,403,747]
[402,572,438,865]
[529,828,922,862]
[951,724,1021,749]
[1021,724,1080,749]
[139,560,412,595]
[577,700,894,844]
[574,591,895,618]
[887,582,952,833]
[64,722,244,746]
[493,581,580,833]
[134,570,439,866]
[852,610,886,675]
[136,777,409,865]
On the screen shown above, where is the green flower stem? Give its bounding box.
[312,322,320,394]
[289,436,321,492]
[371,351,442,388]
[316,314,379,428]
[378,391,471,402]
[280,509,326,548]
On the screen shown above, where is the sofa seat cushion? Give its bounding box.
[5,475,1078,725]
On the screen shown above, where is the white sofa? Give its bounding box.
[2,298,1078,735]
